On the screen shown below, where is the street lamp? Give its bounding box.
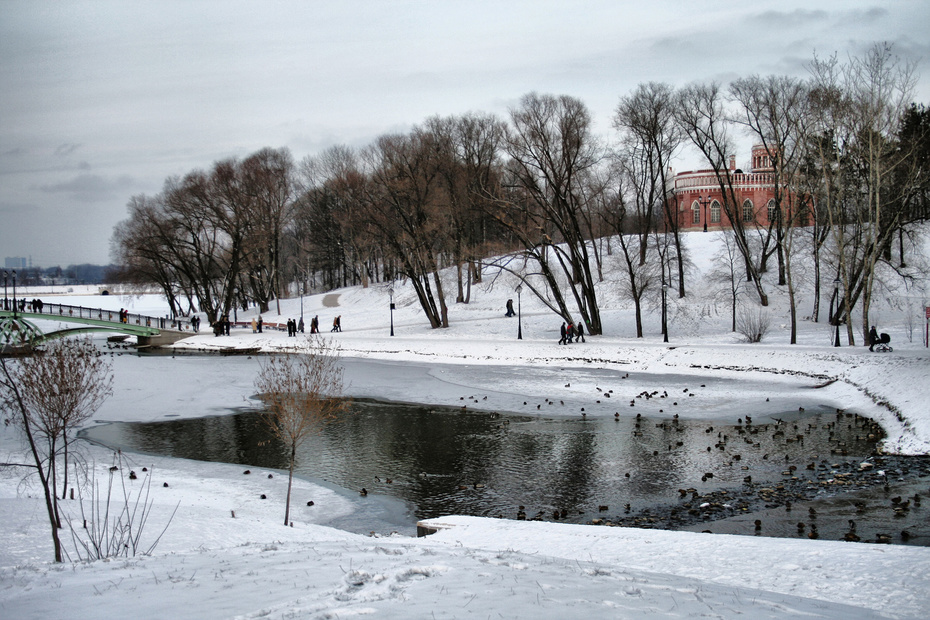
[698,196,711,232]
[833,278,842,347]
[2,271,7,311]
[389,287,395,337]
[661,281,669,343]
[11,270,16,318]
[516,284,523,340]
[299,280,304,324]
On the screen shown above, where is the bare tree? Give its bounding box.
[708,231,746,332]
[675,82,770,306]
[730,74,812,342]
[601,163,654,337]
[239,147,296,315]
[808,45,920,344]
[254,337,349,526]
[503,93,605,333]
[426,113,508,304]
[614,82,686,296]
[296,145,378,291]
[0,337,113,562]
[361,131,449,327]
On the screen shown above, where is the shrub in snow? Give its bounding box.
[736,306,770,343]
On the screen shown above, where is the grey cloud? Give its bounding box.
[2,147,28,158]
[839,7,889,23]
[54,143,82,157]
[38,174,136,203]
[747,9,829,27]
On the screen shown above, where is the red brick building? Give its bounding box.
[669,145,803,231]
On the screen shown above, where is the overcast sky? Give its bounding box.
[1,1,928,266]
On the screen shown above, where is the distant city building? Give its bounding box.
[4,257,28,270]
[669,145,808,231]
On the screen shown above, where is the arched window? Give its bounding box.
[691,201,701,224]
[767,199,776,223]
[710,200,721,223]
[742,200,754,222]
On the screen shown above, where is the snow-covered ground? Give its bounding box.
[2,230,930,618]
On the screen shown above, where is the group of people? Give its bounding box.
[197,312,347,337]
[3,297,26,312]
[285,317,304,336]
[118,308,130,323]
[213,315,232,336]
[244,314,331,336]
[558,320,585,345]
[28,298,43,312]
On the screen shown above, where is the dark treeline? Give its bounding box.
[112,44,929,342]
[5,264,119,286]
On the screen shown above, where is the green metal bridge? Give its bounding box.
[0,300,196,349]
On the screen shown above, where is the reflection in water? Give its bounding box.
[83,400,885,527]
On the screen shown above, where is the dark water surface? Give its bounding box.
[79,398,930,545]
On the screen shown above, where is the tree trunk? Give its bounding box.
[284,446,295,526]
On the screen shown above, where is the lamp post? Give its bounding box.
[11,270,16,318]
[299,280,304,324]
[833,278,841,347]
[2,271,7,311]
[516,284,523,340]
[389,287,395,337]
[661,281,669,343]
[698,196,710,232]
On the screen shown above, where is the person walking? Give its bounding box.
[251,316,257,333]
[575,320,586,343]
[298,316,304,333]
[869,325,879,352]
[505,299,515,317]
[257,315,263,333]
[559,322,567,345]
[566,323,575,344]
[311,315,319,333]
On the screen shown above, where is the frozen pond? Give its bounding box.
[83,390,891,532]
[78,347,929,545]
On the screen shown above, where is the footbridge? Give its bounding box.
[0,301,197,349]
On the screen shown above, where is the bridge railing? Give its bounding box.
[2,298,196,332]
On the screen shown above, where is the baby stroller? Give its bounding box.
[873,332,893,352]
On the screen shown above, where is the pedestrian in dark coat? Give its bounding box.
[298,317,304,333]
[311,316,319,333]
[869,325,879,352]
[559,322,567,345]
[505,299,515,317]
[257,315,263,333]
[575,320,585,343]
